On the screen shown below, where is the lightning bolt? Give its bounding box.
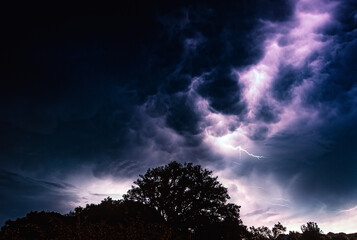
[204,129,264,160]
[226,145,264,159]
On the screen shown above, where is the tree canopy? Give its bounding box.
[249,222,286,240]
[0,198,176,240]
[123,161,246,237]
[301,222,323,240]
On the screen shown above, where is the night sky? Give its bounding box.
[1,0,357,232]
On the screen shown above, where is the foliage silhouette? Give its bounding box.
[272,222,287,239]
[0,198,179,240]
[123,161,248,238]
[249,222,286,240]
[301,222,323,240]
[327,232,357,240]
[287,230,302,240]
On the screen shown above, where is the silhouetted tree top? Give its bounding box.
[301,222,322,234]
[272,222,287,239]
[123,161,245,236]
[0,198,178,240]
[249,222,286,240]
[301,222,324,240]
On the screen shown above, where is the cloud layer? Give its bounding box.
[1,0,357,232]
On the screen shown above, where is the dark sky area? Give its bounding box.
[1,0,357,232]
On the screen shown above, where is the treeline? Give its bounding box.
[1,199,356,240]
[249,222,357,240]
[1,162,356,240]
[0,199,180,240]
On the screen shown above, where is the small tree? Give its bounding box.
[249,222,286,240]
[123,161,246,237]
[272,222,287,239]
[301,222,323,240]
[250,226,272,240]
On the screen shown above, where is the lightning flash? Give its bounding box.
[204,129,264,160]
[225,145,264,159]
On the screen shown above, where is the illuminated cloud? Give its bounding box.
[1,0,357,233]
[192,0,357,232]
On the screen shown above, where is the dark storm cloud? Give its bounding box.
[197,68,246,116]
[208,3,357,226]
[293,1,357,210]
[311,34,357,109]
[0,86,142,173]
[254,103,280,124]
[306,0,357,105]
[0,170,77,226]
[151,0,296,98]
[248,126,270,141]
[240,112,357,212]
[234,0,357,213]
[0,0,300,226]
[261,110,357,212]
[166,93,202,135]
[293,109,357,209]
[272,63,313,102]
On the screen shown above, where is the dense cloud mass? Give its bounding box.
[1,0,357,232]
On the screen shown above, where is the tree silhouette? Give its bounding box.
[272,222,287,239]
[249,222,286,240]
[0,198,178,240]
[250,226,273,240]
[301,222,323,240]
[123,161,247,238]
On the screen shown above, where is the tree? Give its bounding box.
[301,222,323,240]
[272,222,287,239]
[123,161,246,238]
[250,226,272,240]
[249,222,286,240]
[0,198,177,240]
[301,222,322,234]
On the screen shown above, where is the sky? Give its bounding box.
[1,0,357,233]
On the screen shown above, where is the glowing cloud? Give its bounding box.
[238,4,331,125]
[199,0,334,165]
[198,0,342,232]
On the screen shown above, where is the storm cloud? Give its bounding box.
[1,0,357,232]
